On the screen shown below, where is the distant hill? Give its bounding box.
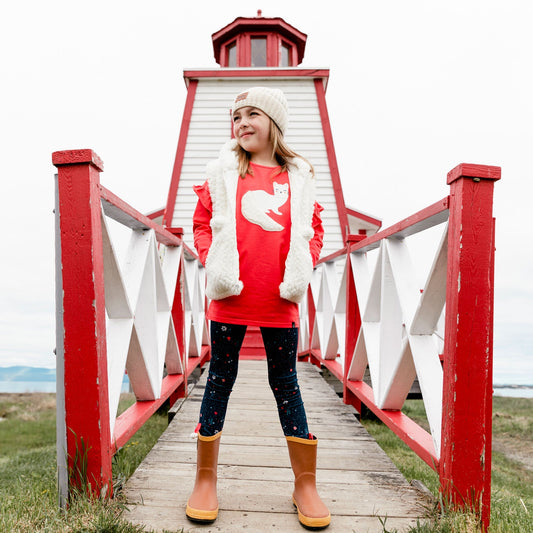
[0,366,55,382]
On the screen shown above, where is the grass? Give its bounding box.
[0,393,179,533]
[359,396,533,532]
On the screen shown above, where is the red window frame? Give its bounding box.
[220,33,296,67]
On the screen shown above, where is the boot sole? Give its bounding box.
[293,498,331,530]
[185,504,218,523]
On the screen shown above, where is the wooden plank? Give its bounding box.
[169,411,365,426]
[125,478,424,516]
[143,446,398,471]
[130,464,410,486]
[123,360,428,531]
[157,433,376,446]
[126,506,421,533]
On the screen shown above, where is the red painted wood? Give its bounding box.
[440,164,500,529]
[346,380,439,468]
[146,207,165,220]
[316,248,349,265]
[53,150,112,496]
[52,149,104,171]
[212,15,307,66]
[343,251,362,412]
[350,197,450,254]
[314,78,349,244]
[319,357,344,382]
[171,255,186,379]
[346,234,366,243]
[306,348,324,370]
[99,185,181,247]
[267,34,277,67]
[346,207,382,229]
[305,285,317,360]
[447,163,501,185]
[481,217,496,529]
[239,354,269,360]
[113,374,185,451]
[183,68,330,83]
[240,34,251,66]
[298,349,311,362]
[163,79,198,226]
[167,225,187,407]
[240,326,266,358]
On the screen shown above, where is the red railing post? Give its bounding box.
[168,228,187,405]
[305,284,317,365]
[440,163,501,529]
[343,236,363,413]
[53,149,112,498]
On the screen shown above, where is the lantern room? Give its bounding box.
[212,10,307,68]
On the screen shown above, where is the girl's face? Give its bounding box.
[233,106,275,164]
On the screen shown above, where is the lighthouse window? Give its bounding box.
[251,37,267,67]
[227,42,237,67]
[280,43,291,67]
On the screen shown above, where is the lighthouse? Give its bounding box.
[162,11,381,259]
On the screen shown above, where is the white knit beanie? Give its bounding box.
[232,87,289,135]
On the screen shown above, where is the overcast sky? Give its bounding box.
[1,1,531,384]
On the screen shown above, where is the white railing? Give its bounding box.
[301,205,448,459]
[53,149,209,504]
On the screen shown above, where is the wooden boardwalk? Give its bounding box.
[123,360,428,532]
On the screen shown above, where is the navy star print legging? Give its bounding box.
[197,321,309,438]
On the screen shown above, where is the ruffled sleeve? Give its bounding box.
[309,202,324,266]
[192,181,213,266]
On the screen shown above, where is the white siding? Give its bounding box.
[171,77,344,258]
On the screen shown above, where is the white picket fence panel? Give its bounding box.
[101,208,207,435]
[301,221,448,458]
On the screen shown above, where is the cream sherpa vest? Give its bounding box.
[204,139,316,304]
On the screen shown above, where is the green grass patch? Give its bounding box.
[0,393,56,457]
[360,397,533,532]
[0,393,179,533]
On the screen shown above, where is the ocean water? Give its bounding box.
[493,387,533,398]
[0,381,57,393]
[0,381,130,394]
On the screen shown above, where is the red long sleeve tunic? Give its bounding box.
[193,162,324,328]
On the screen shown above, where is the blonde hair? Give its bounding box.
[234,121,314,179]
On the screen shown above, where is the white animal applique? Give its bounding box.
[241,182,289,231]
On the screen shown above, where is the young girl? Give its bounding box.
[186,86,330,530]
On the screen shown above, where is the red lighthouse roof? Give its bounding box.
[212,11,307,67]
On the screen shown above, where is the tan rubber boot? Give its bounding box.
[286,436,331,530]
[186,431,222,523]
